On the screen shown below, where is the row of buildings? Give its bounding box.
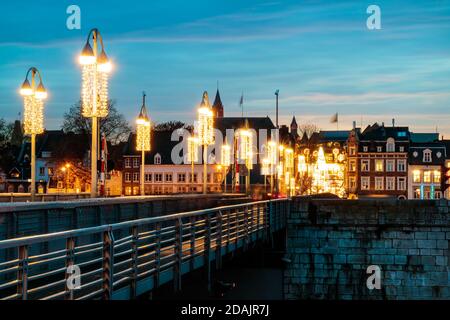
[2,90,450,200]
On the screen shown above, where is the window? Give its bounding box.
[206,174,211,183]
[125,158,131,168]
[377,146,382,152]
[145,173,152,182]
[375,177,384,190]
[165,173,173,182]
[375,160,384,172]
[413,170,421,183]
[363,146,368,152]
[423,150,432,163]
[397,177,406,190]
[133,172,139,182]
[397,132,407,137]
[125,187,132,195]
[434,170,441,183]
[349,176,356,189]
[423,171,431,183]
[399,146,405,152]
[349,160,356,172]
[349,147,356,156]
[386,138,395,152]
[39,167,45,176]
[386,177,395,190]
[361,160,370,172]
[386,160,395,172]
[48,167,54,176]
[154,154,161,165]
[397,159,406,172]
[178,173,186,183]
[125,172,131,182]
[414,188,421,199]
[435,191,442,199]
[189,173,197,183]
[133,158,139,168]
[155,173,163,182]
[361,177,370,190]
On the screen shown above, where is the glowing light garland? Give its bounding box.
[81,64,109,118]
[23,95,44,135]
[198,107,214,145]
[136,120,151,151]
[187,137,199,163]
[221,144,231,167]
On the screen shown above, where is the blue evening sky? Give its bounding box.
[1,0,450,135]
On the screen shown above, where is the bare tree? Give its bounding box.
[154,121,192,132]
[298,123,320,139]
[62,100,131,145]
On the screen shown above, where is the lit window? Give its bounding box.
[349,147,356,156]
[125,158,131,168]
[349,160,356,172]
[375,160,384,172]
[434,171,441,183]
[375,177,384,190]
[377,146,382,152]
[423,171,431,183]
[133,172,139,182]
[349,177,356,189]
[124,172,131,182]
[363,146,368,152]
[132,158,139,168]
[413,170,421,183]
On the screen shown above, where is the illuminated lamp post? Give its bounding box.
[238,125,253,195]
[78,28,112,198]
[136,93,151,196]
[221,144,231,193]
[261,158,270,193]
[267,141,278,195]
[197,91,214,194]
[187,136,199,192]
[285,148,294,197]
[19,67,48,201]
[298,154,308,195]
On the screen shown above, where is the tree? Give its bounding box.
[154,121,192,132]
[299,123,320,139]
[61,100,131,145]
[0,118,19,173]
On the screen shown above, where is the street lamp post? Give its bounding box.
[221,144,231,193]
[187,136,199,192]
[79,28,112,198]
[197,91,214,195]
[136,93,151,196]
[238,124,253,196]
[20,67,47,202]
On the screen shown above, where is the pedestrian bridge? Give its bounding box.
[0,198,288,300]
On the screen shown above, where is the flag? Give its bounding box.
[239,93,244,106]
[330,113,338,123]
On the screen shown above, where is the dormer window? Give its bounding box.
[423,149,432,163]
[154,153,161,164]
[386,138,395,152]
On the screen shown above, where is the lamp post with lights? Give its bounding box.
[238,122,253,195]
[197,92,214,195]
[19,67,48,201]
[78,28,112,198]
[187,136,199,192]
[221,144,231,193]
[136,93,151,196]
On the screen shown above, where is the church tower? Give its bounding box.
[212,89,224,118]
[290,116,298,137]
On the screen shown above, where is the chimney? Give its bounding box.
[353,121,356,130]
[392,118,395,127]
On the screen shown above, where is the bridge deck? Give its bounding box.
[0,199,288,300]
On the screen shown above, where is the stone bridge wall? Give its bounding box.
[284,198,450,300]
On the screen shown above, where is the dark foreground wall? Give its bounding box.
[284,198,450,300]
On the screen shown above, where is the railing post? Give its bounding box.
[189,216,196,272]
[204,215,211,292]
[174,218,183,292]
[102,228,114,300]
[244,205,249,251]
[130,226,138,299]
[17,245,28,300]
[215,211,223,269]
[65,237,75,300]
[154,222,161,289]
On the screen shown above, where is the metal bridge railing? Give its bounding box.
[0,199,288,300]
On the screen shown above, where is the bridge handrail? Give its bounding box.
[0,198,288,300]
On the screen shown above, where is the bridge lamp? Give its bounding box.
[187,136,199,192]
[136,93,151,196]
[20,67,48,201]
[197,91,214,194]
[238,127,253,195]
[79,28,112,198]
